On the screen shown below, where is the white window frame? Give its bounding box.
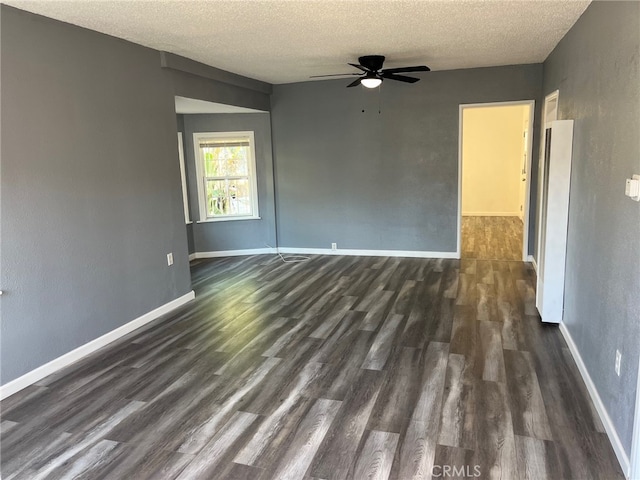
[177,132,191,224]
[193,131,260,222]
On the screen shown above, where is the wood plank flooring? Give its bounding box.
[462,216,523,261]
[1,255,624,479]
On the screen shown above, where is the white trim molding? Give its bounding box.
[177,132,191,224]
[559,322,630,478]
[188,253,197,261]
[0,291,195,400]
[277,247,458,259]
[630,356,640,480]
[196,216,261,223]
[195,248,277,258]
[535,90,560,275]
[192,247,458,259]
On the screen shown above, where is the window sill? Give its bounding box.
[197,216,261,223]
[186,221,193,225]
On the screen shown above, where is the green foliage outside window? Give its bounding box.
[203,144,251,217]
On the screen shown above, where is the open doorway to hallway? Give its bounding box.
[458,101,534,261]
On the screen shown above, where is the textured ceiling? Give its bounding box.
[4,0,590,84]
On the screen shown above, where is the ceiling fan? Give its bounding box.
[311,55,430,88]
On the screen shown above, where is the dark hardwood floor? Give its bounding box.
[462,216,523,261]
[1,254,624,479]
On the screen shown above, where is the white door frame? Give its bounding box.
[456,100,536,261]
[535,90,560,269]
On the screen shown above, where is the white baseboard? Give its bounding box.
[277,247,458,259]
[630,356,640,480]
[462,212,521,217]
[559,322,630,478]
[192,247,458,260]
[195,248,276,259]
[188,253,197,261]
[0,290,195,400]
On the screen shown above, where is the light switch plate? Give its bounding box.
[625,175,640,201]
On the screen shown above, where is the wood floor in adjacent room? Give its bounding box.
[1,255,624,479]
[462,216,523,261]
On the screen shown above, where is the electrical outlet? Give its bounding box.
[615,350,622,376]
[167,253,174,266]
[331,243,337,250]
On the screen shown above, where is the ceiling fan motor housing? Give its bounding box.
[359,55,386,71]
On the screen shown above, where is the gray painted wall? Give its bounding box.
[271,65,542,253]
[1,6,192,383]
[186,220,196,255]
[182,113,277,252]
[169,69,271,112]
[543,1,640,455]
[161,52,272,95]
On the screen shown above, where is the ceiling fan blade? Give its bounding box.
[346,78,362,88]
[348,63,369,73]
[381,65,430,74]
[381,72,420,83]
[310,73,362,78]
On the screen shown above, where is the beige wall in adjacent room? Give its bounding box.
[462,105,528,216]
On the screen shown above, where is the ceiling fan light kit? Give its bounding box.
[360,75,382,89]
[312,55,430,89]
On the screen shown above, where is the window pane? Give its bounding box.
[202,144,249,177]
[203,150,221,177]
[206,177,252,217]
[229,178,252,215]
[206,179,227,216]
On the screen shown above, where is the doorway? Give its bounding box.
[457,101,535,261]
[174,96,276,262]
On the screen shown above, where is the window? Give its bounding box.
[177,132,191,223]
[193,131,259,222]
